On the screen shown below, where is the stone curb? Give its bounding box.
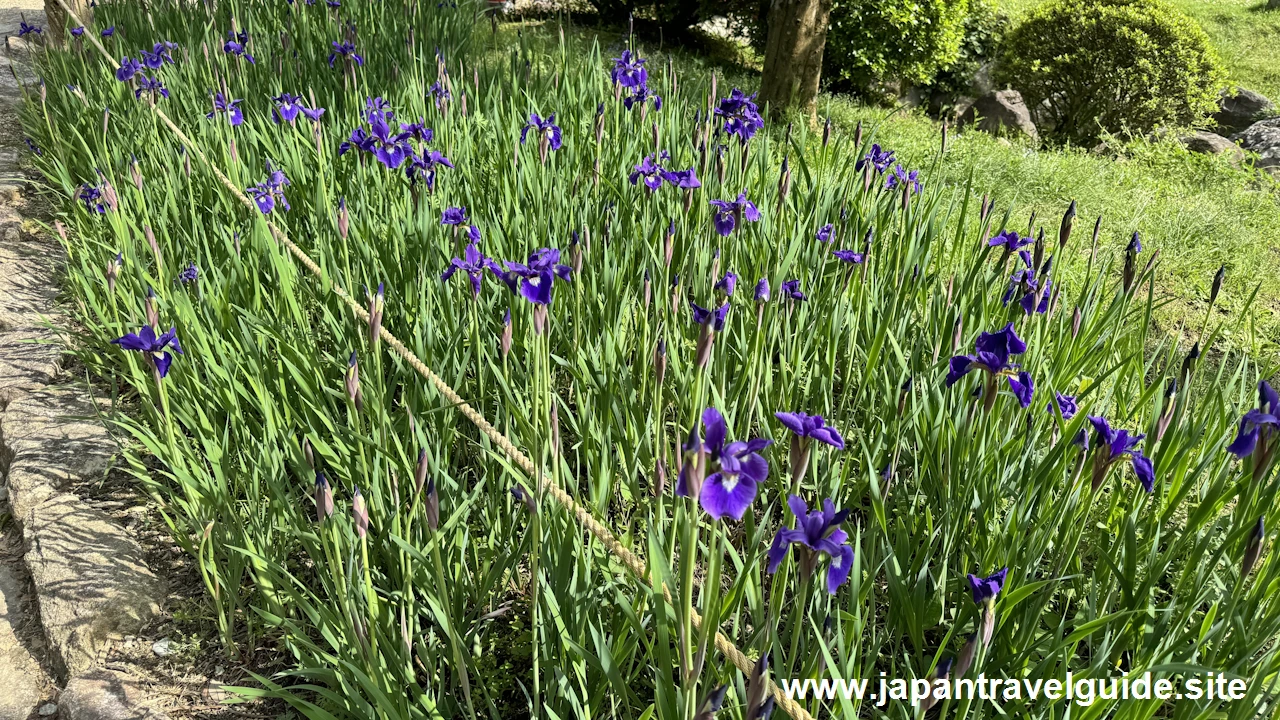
[0,6,169,717]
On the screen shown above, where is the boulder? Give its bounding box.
[959,90,1038,142]
[1232,118,1280,173]
[1180,131,1245,162]
[1214,88,1274,135]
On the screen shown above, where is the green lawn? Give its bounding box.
[998,0,1280,101]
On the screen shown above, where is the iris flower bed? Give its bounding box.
[19,0,1280,717]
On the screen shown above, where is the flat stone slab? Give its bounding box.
[26,492,164,677]
[0,562,44,719]
[59,668,170,720]
[2,387,114,524]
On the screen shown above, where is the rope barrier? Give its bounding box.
[51,3,814,717]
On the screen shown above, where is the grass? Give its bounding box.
[20,2,1280,719]
[565,17,1280,362]
[998,0,1280,101]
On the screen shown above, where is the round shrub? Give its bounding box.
[998,0,1224,146]
[823,0,972,93]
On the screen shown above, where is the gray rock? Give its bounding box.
[0,564,44,720]
[38,704,57,717]
[59,669,169,720]
[25,493,164,677]
[959,90,1038,142]
[1232,118,1280,172]
[1214,88,1275,135]
[1181,131,1245,162]
[1,388,114,525]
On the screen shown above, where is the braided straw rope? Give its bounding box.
[53,3,815,717]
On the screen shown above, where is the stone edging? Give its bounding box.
[0,5,168,718]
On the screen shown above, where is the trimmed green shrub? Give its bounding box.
[823,0,972,93]
[998,0,1224,146]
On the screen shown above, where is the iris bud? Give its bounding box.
[1210,264,1225,305]
[653,338,666,386]
[1059,199,1076,249]
[953,631,978,679]
[424,477,439,532]
[352,487,369,538]
[1242,516,1265,576]
[315,472,334,523]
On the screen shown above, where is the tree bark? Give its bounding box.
[759,0,833,120]
[45,0,93,48]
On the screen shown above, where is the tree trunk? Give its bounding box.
[45,0,92,48]
[758,0,833,120]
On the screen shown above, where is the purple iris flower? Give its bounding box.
[709,192,761,237]
[832,249,864,264]
[428,82,450,110]
[19,22,41,36]
[754,278,770,302]
[715,271,738,297]
[77,183,107,213]
[328,41,364,67]
[441,207,468,226]
[519,271,556,307]
[398,118,434,143]
[690,300,730,331]
[134,75,169,101]
[301,106,325,122]
[629,155,665,191]
[23,138,40,156]
[779,280,805,301]
[623,85,662,111]
[767,496,854,594]
[967,568,1008,604]
[206,92,244,126]
[1008,371,1035,408]
[247,165,290,214]
[176,263,198,285]
[775,412,845,449]
[223,30,256,63]
[441,243,488,298]
[1088,416,1155,492]
[1049,392,1078,419]
[988,230,1033,254]
[663,167,701,189]
[610,50,648,89]
[503,248,573,284]
[946,323,1026,387]
[71,27,84,37]
[714,89,764,143]
[856,144,895,173]
[1002,265,1052,315]
[111,325,183,378]
[520,112,563,150]
[405,147,454,189]
[677,408,771,521]
[816,224,834,243]
[140,41,177,69]
[101,26,115,38]
[884,164,922,194]
[115,57,142,82]
[340,99,416,169]
[1226,381,1279,459]
[273,93,304,124]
